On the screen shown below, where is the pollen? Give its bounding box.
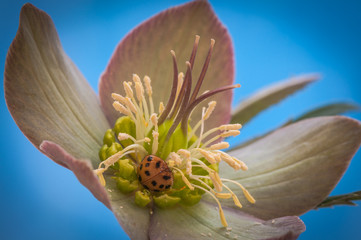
[95,36,255,228]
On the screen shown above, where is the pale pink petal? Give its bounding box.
[149,201,305,240]
[223,116,361,219]
[4,3,109,167]
[40,141,150,239]
[99,0,234,130]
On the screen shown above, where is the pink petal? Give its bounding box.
[40,140,111,208]
[149,200,305,240]
[40,141,150,239]
[4,3,109,167]
[99,0,234,130]
[224,116,361,219]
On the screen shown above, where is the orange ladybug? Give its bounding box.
[137,155,173,192]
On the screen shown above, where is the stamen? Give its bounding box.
[195,148,216,164]
[214,192,233,199]
[208,142,230,150]
[124,97,137,113]
[144,76,155,114]
[203,101,217,120]
[186,158,192,175]
[201,130,240,149]
[113,101,131,116]
[152,131,159,155]
[187,101,215,141]
[158,102,165,116]
[118,133,150,145]
[111,93,126,104]
[173,167,194,190]
[168,61,191,121]
[150,113,158,132]
[209,172,222,192]
[220,130,240,138]
[191,162,215,174]
[94,168,106,186]
[135,81,144,103]
[223,184,243,209]
[217,152,242,170]
[220,178,256,204]
[143,75,152,96]
[219,124,242,131]
[177,149,191,159]
[118,133,133,141]
[168,152,182,166]
[192,184,228,227]
[123,81,134,99]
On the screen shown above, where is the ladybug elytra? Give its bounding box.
[137,155,173,192]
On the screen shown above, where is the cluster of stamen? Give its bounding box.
[95,36,255,227]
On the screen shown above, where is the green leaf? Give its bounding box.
[223,116,361,220]
[317,191,361,208]
[230,102,360,151]
[290,102,360,123]
[231,74,319,125]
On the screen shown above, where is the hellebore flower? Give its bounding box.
[4,1,361,239]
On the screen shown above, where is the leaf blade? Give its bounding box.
[231,74,319,125]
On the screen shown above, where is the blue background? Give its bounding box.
[1,0,361,239]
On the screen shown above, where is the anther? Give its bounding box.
[132,74,142,84]
[177,149,191,159]
[124,97,137,113]
[168,152,182,166]
[143,76,152,96]
[158,102,165,115]
[123,81,134,98]
[111,93,126,104]
[135,82,145,103]
[208,142,230,150]
[196,148,216,164]
[113,101,131,116]
[203,101,217,120]
[220,130,240,138]
[173,167,194,190]
[219,124,242,131]
[152,131,159,155]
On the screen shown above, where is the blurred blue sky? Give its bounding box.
[1,0,361,239]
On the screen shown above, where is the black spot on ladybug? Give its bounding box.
[165,185,171,189]
[163,175,171,180]
[151,181,157,186]
[159,184,164,189]
[156,161,161,168]
[147,156,153,161]
[145,171,150,176]
[144,185,149,190]
[138,175,142,181]
[140,164,143,170]
[145,163,150,167]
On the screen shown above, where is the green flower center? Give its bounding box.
[94,36,255,227]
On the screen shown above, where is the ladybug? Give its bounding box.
[137,155,173,192]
